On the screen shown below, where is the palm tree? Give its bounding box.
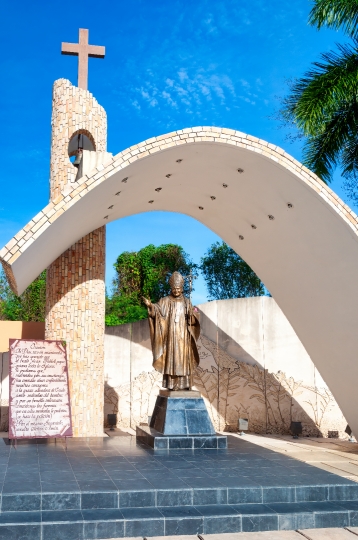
[281,0,358,202]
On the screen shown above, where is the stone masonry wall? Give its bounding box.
[46,79,107,437]
[50,78,107,201]
[46,227,105,437]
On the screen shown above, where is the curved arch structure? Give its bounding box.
[2,126,358,435]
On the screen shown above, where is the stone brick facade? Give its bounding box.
[46,227,105,437]
[50,78,107,201]
[45,79,107,437]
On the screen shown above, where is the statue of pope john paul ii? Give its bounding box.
[142,271,200,391]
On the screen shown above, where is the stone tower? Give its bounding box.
[45,78,108,436]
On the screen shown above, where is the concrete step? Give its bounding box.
[1,501,358,539]
[1,480,358,513]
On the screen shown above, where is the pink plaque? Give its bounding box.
[9,339,72,439]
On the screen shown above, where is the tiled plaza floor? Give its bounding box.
[0,432,358,538]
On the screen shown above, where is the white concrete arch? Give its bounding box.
[2,126,358,435]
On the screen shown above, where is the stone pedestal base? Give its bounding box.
[136,390,227,449]
[136,425,227,449]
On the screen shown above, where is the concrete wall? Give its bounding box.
[104,297,347,437]
[0,321,45,352]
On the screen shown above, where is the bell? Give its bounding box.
[73,148,83,168]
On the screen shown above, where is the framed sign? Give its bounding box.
[9,339,72,439]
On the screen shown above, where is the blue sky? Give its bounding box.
[0,0,354,304]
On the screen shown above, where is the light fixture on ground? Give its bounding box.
[107,414,117,431]
[345,424,355,443]
[290,421,302,439]
[238,418,249,436]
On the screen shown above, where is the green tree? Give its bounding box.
[0,267,46,322]
[106,244,198,325]
[280,0,358,202]
[200,241,266,300]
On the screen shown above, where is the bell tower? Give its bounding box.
[45,30,109,437]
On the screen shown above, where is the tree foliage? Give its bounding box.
[0,268,46,322]
[200,241,266,300]
[280,0,358,201]
[309,0,358,39]
[106,244,198,325]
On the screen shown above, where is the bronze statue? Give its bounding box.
[142,271,200,391]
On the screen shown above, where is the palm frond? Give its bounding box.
[282,43,358,136]
[302,98,358,182]
[309,0,358,39]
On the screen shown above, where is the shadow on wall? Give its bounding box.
[103,301,346,436]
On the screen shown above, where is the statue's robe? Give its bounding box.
[148,294,200,390]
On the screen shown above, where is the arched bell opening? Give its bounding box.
[68,130,96,180]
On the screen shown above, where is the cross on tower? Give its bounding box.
[61,29,105,90]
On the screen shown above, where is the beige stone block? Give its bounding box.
[31,215,48,234]
[49,208,65,223]
[33,221,51,240]
[14,230,26,242]
[299,529,354,540]
[8,252,20,264]
[5,238,17,251]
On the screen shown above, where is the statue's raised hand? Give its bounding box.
[142,296,152,307]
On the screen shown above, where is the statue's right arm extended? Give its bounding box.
[142,296,155,318]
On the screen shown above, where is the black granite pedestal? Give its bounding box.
[136,390,227,449]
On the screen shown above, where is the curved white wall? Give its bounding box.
[1,127,358,436]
